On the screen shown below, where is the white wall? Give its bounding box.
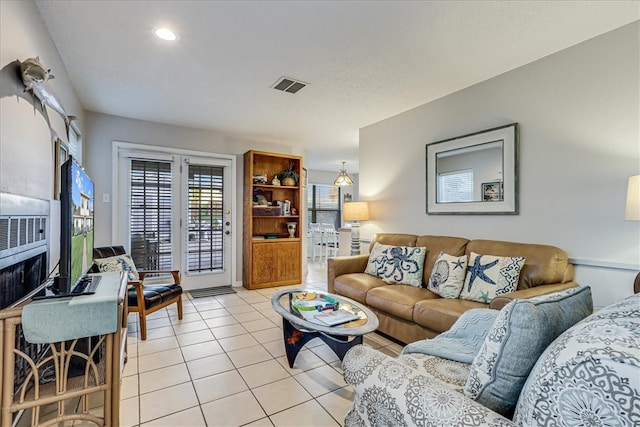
[359,22,640,308]
[0,0,86,272]
[85,112,306,284]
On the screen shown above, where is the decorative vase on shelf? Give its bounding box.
[282,177,296,186]
[286,222,297,238]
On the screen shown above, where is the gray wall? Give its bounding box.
[359,22,640,308]
[1,0,86,272]
[85,112,306,284]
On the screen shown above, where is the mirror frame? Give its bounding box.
[426,123,519,215]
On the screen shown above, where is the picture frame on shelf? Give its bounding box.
[54,138,69,200]
[482,181,503,201]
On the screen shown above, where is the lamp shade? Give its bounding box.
[343,201,370,222]
[625,175,640,221]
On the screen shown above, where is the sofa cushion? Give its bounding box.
[94,254,139,280]
[334,273,387,304]
[459,252,525,303]
[427,252,468,298]
[464,286,593,417]
[413,298,488,333]
[513,293,640,426]
[366,285,437,321]
[364,243,427,287]
[466,240,572,289]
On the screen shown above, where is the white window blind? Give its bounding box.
[437,169,474,203]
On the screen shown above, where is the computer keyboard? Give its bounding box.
[31,276,102,301]
[72,275,102,294]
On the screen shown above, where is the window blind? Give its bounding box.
[129,159,173,270]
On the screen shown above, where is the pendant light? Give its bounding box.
[334,162,354,186]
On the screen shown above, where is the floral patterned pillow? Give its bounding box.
[94,254,139,281]
[364,242,426,287]
[426,252,468,298]
[459,252,525,303]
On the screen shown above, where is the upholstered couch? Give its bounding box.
[328,233,577,343]
[342,288,640,426]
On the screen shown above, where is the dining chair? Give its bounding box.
[309,223,324,262]
[321,223,339,260]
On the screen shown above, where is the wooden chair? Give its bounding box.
[92,245,183,340]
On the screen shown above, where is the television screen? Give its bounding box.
[58,157,95,293]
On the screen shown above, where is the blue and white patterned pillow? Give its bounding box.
[94,254,139,281]
[459,252,525,303]
[364,243,426,287]
[464,286,593,417]
[427,252,468,298]
[514,292,638,425]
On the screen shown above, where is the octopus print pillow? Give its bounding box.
[459,252,525,303]
[364,243,426,287]
[427,252,468,298]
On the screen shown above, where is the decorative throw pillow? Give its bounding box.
[459,252,525,303]
[464,286,593,417]
[427,252,467,298]
[364,242,426,287]
[94,254,139,281]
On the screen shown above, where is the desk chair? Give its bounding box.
[91,246,183,340]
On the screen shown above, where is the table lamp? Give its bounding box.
[343,201,370,255]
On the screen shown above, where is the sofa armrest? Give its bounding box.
[489,282,578,310]
[342,345,515,426]
[327,255,370,293]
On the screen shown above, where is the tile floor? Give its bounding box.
[116,262,402,426]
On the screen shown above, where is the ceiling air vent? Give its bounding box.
[272,77,307,94]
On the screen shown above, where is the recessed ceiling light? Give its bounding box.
[155,28,177,41]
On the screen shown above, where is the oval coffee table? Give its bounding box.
[271,289,379,368]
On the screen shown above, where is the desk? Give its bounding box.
[0,272,128,427]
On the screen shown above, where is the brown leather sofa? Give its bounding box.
[328,233,577,344]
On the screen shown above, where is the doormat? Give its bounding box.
[188,286,237,298]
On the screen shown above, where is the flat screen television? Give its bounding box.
[57,156,95,294]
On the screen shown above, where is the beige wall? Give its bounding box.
[359,22,640,307]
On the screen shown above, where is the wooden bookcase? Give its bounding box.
[243,150,302,289]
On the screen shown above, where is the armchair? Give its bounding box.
[92,245,183,340]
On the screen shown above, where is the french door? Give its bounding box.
[116,146,234,290]
[181,156,233,289]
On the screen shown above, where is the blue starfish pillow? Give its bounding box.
[459,252,525,303]
[364,242,427,287]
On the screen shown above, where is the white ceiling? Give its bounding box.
[35,1,638,172]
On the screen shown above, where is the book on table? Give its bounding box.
[313,310,360,326]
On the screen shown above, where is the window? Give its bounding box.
[129,159,173,270]
[437,169,474,203]
[307,184,341,229]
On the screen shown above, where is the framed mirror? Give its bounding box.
[426,123,518,215]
